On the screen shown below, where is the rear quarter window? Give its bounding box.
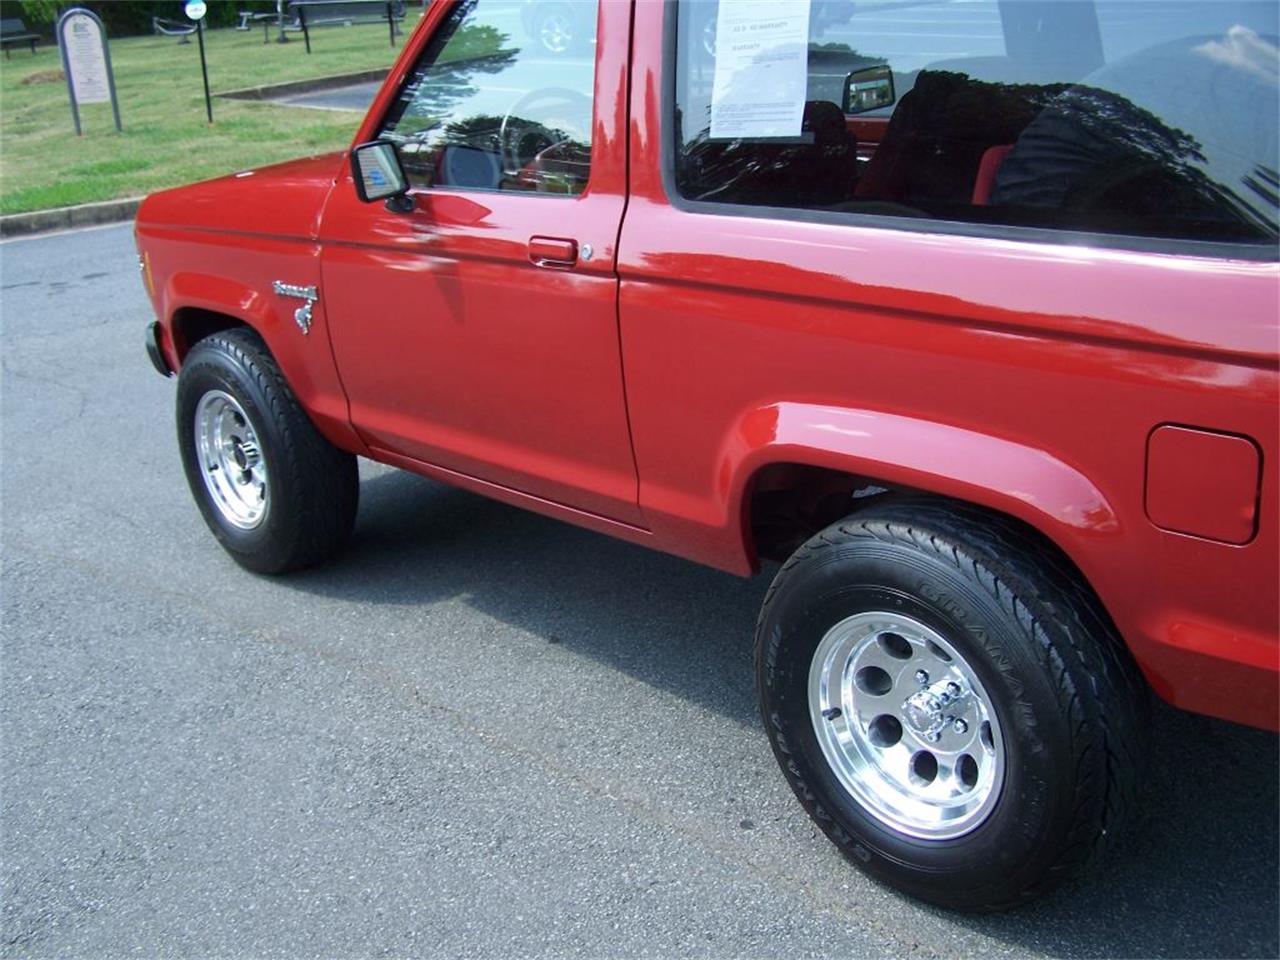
[672,0,1280,252]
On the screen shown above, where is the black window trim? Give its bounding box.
[659,0,1279,264]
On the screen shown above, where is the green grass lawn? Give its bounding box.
[0,19,420,215]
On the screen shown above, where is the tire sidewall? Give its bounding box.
[176,341,291,569]
[759,536,1078,906]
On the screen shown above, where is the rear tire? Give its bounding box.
[176,328,358,574]
[755,498,1148,910]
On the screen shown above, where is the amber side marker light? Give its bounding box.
[138,250,155,298]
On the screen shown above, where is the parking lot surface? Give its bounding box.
[274,81,381,112]
[1,223,1277,957]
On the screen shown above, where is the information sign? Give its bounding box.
[57,8,121,134]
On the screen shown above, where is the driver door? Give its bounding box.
[319,0,643,525]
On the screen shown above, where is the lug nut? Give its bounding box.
[915,670,930,685]
[953,718,968,734]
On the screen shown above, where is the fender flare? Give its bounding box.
[725,402,1121,568]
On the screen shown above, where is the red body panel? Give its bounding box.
[136,153,366,454]
[134,0,1280,731]
[316,0,640,523]
[620,0,1279,730]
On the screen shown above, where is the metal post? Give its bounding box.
[196,19,212,123]
[64,76,82,135]
[56,21,81,135]
[300,6,310,53]
[104,27,122,131]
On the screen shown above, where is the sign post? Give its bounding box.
[56,7,121,135]
[276,0,290,44]
[185,0,213,124]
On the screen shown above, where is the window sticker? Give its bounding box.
[709,0,813,140]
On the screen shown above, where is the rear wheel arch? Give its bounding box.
[730,410,1136,689]
[727,402,1121,582]
[742,460,1120,639]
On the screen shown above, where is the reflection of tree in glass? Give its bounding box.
[994,82,1278,242]
[1244,165,1279,210]
[380,0,519,148]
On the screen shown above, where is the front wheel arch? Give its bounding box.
[170,306,248,365]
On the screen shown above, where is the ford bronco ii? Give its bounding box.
[136,0,1279,910]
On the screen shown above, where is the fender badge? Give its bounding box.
[272,281,318,336]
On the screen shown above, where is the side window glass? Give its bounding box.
[378,0,597,195]
[673,0,1279,248]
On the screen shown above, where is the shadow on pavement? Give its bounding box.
[291,470,1279,959]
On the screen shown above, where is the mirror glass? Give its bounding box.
[352,140,409,202]
[844,65,895,115]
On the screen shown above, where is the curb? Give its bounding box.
[0,196,142,238]
[218,68,388,101]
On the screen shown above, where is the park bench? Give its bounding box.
[237,10,278,30]
[1,18,40,58]
[152,16,197,43]
[276,0,406,53]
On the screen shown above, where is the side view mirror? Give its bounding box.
[843,65,896,115]
[351,140,413,211]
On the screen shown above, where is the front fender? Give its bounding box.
[152,245,365,456]
[165,270,276,356]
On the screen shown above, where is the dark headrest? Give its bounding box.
[803,100,848,144]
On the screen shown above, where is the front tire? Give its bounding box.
[176,328,358,574]
[755,499,1148,910]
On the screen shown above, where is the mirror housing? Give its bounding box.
[843,65,895,115]
[351,140,412,209]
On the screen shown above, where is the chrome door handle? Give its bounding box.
[528,236,578,268]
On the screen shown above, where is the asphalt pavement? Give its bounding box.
[1,223,1277,958]
[274,81,381,112]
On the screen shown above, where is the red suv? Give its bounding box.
[136,0,1279,910]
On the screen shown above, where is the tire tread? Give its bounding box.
[755,497,1150,910]
[179,328,358,573]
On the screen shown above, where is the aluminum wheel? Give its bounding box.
[809,611,1004,840]
[538,10,572,54]
[194,389,268,530]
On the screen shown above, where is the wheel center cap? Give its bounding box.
[902,690,946,737]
